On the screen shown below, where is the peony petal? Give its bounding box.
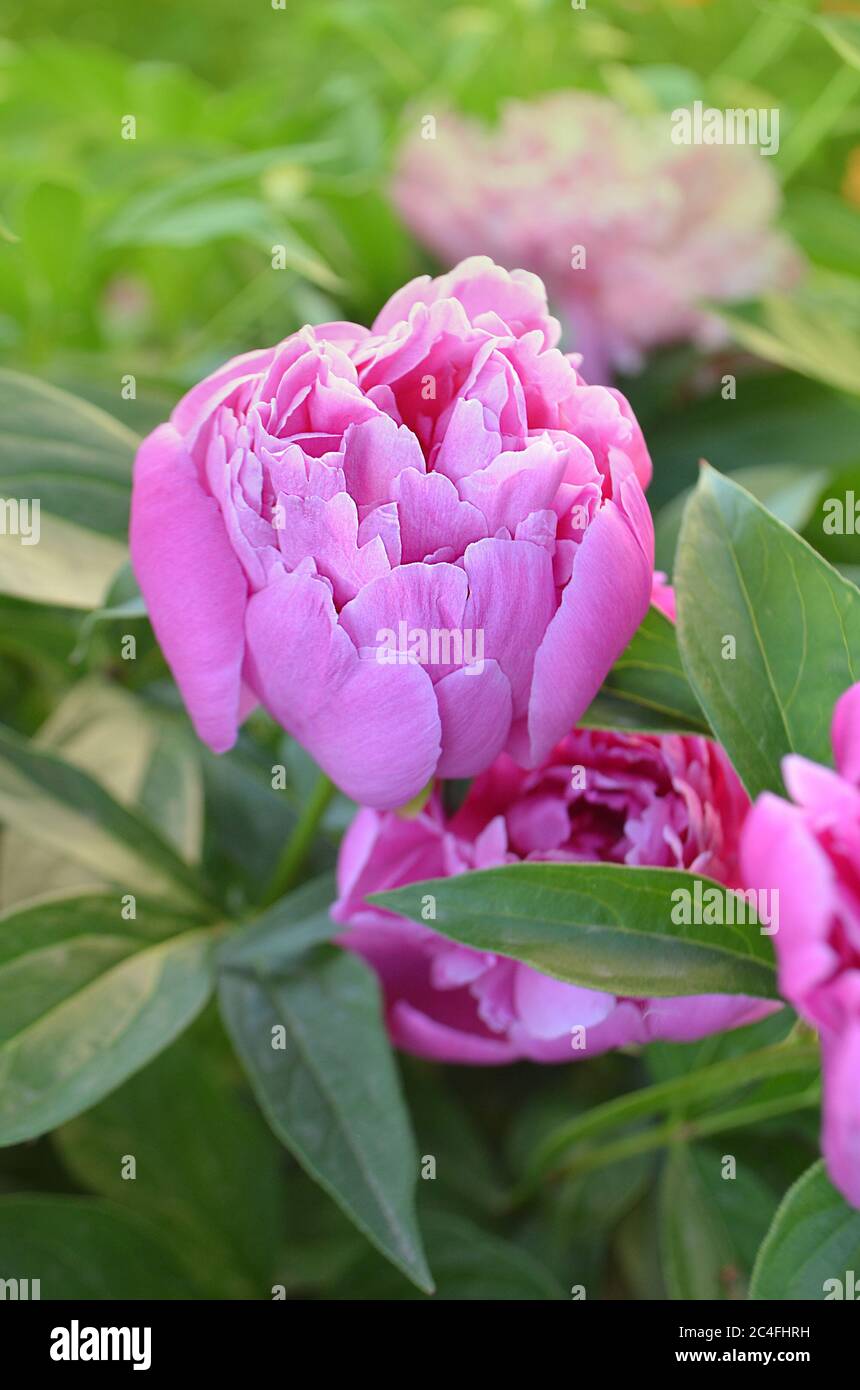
[821,1023,860,1208]
[245,566,440,808]
[395,468,487,563]
[526,481,653,764]
[339,562,469,683]
[741,792,838,1005]
[130,423,247,753]
[513,964,616,1038]
[463,537,556,718]
[832,682,860,788]
[435,660,513,777]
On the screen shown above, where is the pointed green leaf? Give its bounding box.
[373,862,779,1000]
[220,942,433,1294]
[676,465,860,799]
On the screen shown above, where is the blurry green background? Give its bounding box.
[0,0,858,1300]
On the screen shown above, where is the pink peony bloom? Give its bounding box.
[130,257,654,809]
[741,684,860,1207]
[333,725,772,1062]
[393,94,800,382]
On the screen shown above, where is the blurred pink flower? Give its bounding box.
[130,256,654,809]
[392,94,800,382]
[333,723,772,1062]
[741,684,860,1207]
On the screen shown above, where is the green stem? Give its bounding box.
[261,772,336,907]
[546,1084,820,1184]
[517,1039,820,1197]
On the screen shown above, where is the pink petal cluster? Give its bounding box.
[333,724,772,1062]
[393,94,800,381]
[130,257,654,809]
[741,684,860,1207]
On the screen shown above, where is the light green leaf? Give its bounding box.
[816,15,860,70]
[750,1160,860,1300]
[676,464,860,799]
[0,370,136,607]
[717,280,860,397]
[373,863,779,1000]
[0,893,216,1145]
[0,722,212,912]
[0,679,203,910]
[220,942,433,1294]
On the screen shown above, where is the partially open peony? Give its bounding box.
[131,257,654,809]
[333,725,773,1061]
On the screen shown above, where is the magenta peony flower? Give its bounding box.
[392,95,800,381]
[130,257,654,809]
[741,684,860,1207]
[332,725,772,1062]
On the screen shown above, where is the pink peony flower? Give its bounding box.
[741,684,860,1207]
[392,94,800,382]
[332,725,772,1062]
[130,257,654,809]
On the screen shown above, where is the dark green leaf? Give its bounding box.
[56,1015,286,1299]
[660,1144,735,1300]
[0,1195,202,1298]
[750,1160,860,1300]
[218,872,337,973]
[219,943,433,1293]
[676,465,860,799]
[583,605,708,734]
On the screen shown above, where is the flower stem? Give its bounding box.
[262,771,336,906]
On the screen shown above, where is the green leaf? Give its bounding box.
[0,893,216,1145]
[21,182,84,294]
[100,143,339,246]
[676,465,860,800]
[690,1142,789,1284]
[750,1160,860,1300]
[56,1015,286,1299]
[660,1144,735,1300]
[0,1196,203,1298]
[0,371,136,607]
[655,461,830,576]
[717,280,860,397]
[583,605,708,734]
[219,943,433,1294]
[801,462,860,568]
[815,14,860,70]
[0,722,212,912]
[218,872,337,973]
[332,1210,564,1300]
[0,680,203,911]
[373,862,779,1001]
[0,370,136,539]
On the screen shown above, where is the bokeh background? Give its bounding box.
[0,0,858,1299]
